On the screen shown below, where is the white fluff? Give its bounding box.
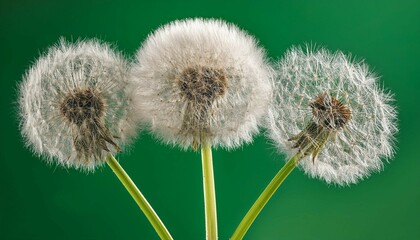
[131,18,273,149]
[266,46,397,185]
[19,39,138,171]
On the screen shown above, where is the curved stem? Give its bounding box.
[201,143,218,240]
[106,154,173,240]
[231,153,302,240]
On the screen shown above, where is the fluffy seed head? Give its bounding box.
[266,46,397,185]
[19,39,137,171]
[131,18,273,149]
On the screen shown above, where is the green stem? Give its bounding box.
[201,143,218,240]
[231,153,303,240]
[106,154,173,240]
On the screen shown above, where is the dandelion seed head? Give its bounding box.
[266,46,397,185]
[132,18,273,149]
[19,39,137,171]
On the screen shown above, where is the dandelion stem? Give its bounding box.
[201,143,218,240]
[106,154,173,240]
[231,152,302,240]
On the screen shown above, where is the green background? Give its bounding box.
[1,0,419,239]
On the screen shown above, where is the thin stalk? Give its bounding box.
[231,153,303,240]
[106,154,173,240]
[201,143,218,240]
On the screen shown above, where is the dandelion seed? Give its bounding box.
[131,18,273,150]
[266,46,397,185]
[19,39,137,171]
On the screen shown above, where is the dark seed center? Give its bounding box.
[178,66,227,104]
[310,93,351,130]
[60,88,104,126]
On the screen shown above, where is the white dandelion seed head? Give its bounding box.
[266,46,397,186]
[19,39,138,171]
[131,18,273,150]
